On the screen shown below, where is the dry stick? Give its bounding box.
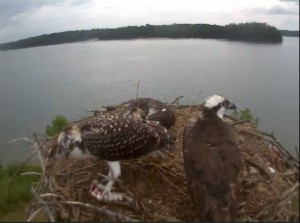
[224,114,239,122]
[152,214,181,222]
[6,148,39,186]
[61,201,139,222]
[231,119,251,127]
[169,95,184,105]
[262,131,299,163]
[136,80,140,99]
[33,133,46,173]
[157,170,189,199]
[27,207,44,222]
[7,137,35,145]
[192,89,203,105]
[255,182,299,219]
[238,129,279,149]
[57,161,103,176]
[21,172,42,176]
[30,186,56,222]
[295,146,299,158]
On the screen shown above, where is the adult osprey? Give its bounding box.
[57,112,176,200]
[125,97,176,129]
[183,94,241,221]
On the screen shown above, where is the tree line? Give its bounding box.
[0,22,285,50]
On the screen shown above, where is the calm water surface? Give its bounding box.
[0,37,299,164]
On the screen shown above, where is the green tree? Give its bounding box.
[232,108,259,128]
[46,115,69,137]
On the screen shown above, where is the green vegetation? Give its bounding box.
[0,22,283,50]
[232,107,259,128]
[46,115,69,137]
[0,163,41,215]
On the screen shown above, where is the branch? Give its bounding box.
[295,146,299,158]
[262,131,299,167]
[6,148,39,186]
[136,80,140,99]
[169,95,184,105]
[27,207,43,222]
[57,161,103,176]
[33,133,46,173]
[7,137,35,145]
[255,182,299,219]
[30,186,56,222]
[61,200,139,222]
[231,119,251,127]
[21,172,42,176]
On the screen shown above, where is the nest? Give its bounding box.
[25,103,299,222]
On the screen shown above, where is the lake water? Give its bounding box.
[0,37,299,165]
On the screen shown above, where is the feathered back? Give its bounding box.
[183,107,241,221]
[147,108,176,129]
[60,113,176,161]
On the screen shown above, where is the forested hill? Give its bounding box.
[0,22,285,51]
[280,30,299,37]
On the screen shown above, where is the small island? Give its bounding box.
[0,22,286,51]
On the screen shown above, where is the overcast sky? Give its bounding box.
[0,0,299,43]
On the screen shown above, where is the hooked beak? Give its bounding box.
[228,103,237,111]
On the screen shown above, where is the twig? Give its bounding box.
[33,133,46,173]
[30,186,56,222]
[255,182,299,219]
[295,146,299,158]
[231,119,251,127]
[262,132,298,163]
[7,137,35,145]
[157,170,189,199]
[152,214,181,222]
[238,129,279,149]
[27,207,44,222]
[21,172,42,176]
[169,95,184,105]
[224,114,239,121]
[192,89,203,105]
[57,161,103,176]
[61,200,139,222]
[136,80,140,99]
[6,149,39,186]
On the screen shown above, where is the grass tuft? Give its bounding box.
[0,163,41,215]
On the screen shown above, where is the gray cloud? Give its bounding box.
[280,0,299,4]
[267,5,299,15]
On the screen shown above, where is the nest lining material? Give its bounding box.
[25,104,299,222]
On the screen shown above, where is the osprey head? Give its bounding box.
[202,94,236,119]
[57,125,82,159]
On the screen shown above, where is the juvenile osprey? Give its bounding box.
[183,94,241,221]
[125,98,176,129]
[57,113,176,200]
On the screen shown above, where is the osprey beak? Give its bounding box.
[228,103,237,111]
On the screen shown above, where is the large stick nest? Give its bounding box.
[27,103,299,222]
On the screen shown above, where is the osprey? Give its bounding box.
[125,98,176,129]
[57,112,176,200]
[183,94,241,221]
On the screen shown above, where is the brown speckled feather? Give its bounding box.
[77,114,174,161]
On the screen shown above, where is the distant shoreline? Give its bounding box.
[0,22,294,51]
